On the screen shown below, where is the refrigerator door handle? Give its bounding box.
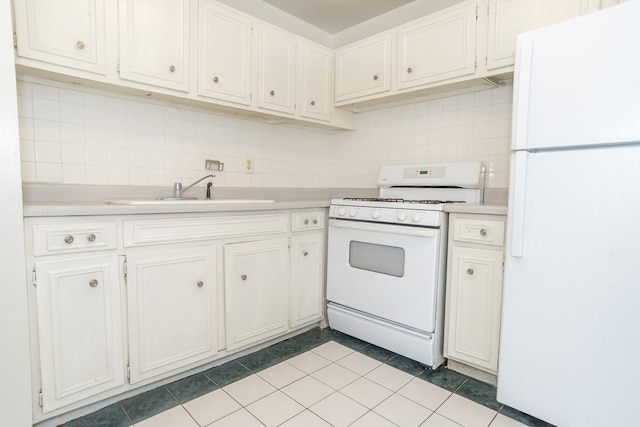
[509,151,527,257]
[512,38,534,151]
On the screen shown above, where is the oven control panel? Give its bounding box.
[329,203,442,227]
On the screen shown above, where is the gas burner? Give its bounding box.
[343,197,465,205]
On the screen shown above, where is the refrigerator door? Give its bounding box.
[499,144,640,426]
[511,1,640,152]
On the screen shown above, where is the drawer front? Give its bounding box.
[291,211,325,232]
[33,222,117,256]
[124,214,288,246]
[452,218,505,246]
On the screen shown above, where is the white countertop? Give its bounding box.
[444,202,508,216]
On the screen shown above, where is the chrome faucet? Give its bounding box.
[171,174,215,199]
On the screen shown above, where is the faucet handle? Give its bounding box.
[173,182,183,198]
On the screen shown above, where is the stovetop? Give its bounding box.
[342,197,466,205]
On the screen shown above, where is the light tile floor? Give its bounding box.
[65,329,553,427]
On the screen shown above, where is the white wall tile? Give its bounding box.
[18,82,513,188]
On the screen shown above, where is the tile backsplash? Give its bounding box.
[17,79,512,189]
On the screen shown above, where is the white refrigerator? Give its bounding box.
[497,2,640,426]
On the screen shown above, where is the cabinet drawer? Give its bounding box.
[291,211,325,232]
[124,214,288,246]
[32,222,117,256]
[452,218,505,246]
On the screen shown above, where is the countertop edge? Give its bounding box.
[444,203,508,215]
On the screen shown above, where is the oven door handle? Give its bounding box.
[328,219,437,238]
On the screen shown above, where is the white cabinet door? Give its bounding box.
[13,0,107,74]
[118,0,190,91]
[126,246,218,383]
[487,0,601,70]
[299,41,333,122]
[290,233,324,327]
[397,1,477,89]
[35,255,124,413]
[224,238,289,350]
[335,32,391,102]
[257,23,296,114]
[445,246,503,373]
[198,0,252,105]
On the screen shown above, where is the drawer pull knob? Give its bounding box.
[407,67,413,73]
[310,100,315,106]
[480,229,488,236]
[241,274,247,281]
[373,74,379,80]
[87,233,96,242]
[89,279,98,288]
[467,268,474,275]
[64,235,74,244]
[303,250,309,257]
[213,76,219,83]
[304,219,309,225]
[169,65,176,72]
[197,280,204,288]
[76,40,85,50]
[269,90,275,96]
[313,219,318,224]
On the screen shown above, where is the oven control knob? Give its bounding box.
[349,208,358,217]
[337,207,347,216]
[412,212,422,222]
[397,211,407,221]
[371,209,381,219]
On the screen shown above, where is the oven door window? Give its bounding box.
[349,241,404,277]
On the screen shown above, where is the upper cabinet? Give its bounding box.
[257,23,297,115]
[299,41,333,122]
[335,32,391,103]
[118,0,191,92]
[397,1,477,89]
[486,0,601,70]
[198,0,252,105]
[13,0,107,74]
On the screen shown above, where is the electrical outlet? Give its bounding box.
[243,156,254,174]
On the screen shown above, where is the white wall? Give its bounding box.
[0,0,33,425]
[18,79,512,190]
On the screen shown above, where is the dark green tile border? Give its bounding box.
[65,328,553,427]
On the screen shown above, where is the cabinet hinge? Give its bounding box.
[474,57,478,70]
[116,60,120,73]
[476,4,479,19]
[123,256,127,279]
[38,388,43,408]
[13,32,17,48]
[32,267,37,287]
[127,363,131,382]
[487,3,490,15]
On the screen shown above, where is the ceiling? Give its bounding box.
[262,0,417,34]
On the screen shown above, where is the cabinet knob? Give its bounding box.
[467,268,474,275]
[313,219,318,224]
[64,235,74,244]
[213,76,219,83]
[197,280,204,288]
[87,233,96,242]
[373,74,379,80]
[89,279,99,288]
[480,229,488,237]
[169,65,176,72]
[241,274,247,281]
[310,100,315,106]
[303,250,309,257]
[304,219,309,225]
[269,90,275,96]
[407,67,413,73]
[76,40,85,50]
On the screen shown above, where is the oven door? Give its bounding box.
[327,219,443,333]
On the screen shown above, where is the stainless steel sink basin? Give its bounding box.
[105,199,275,205]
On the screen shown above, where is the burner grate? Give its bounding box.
[343,197,466,204]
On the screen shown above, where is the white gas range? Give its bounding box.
[326,162,485,368]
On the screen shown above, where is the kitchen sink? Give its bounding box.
[105,199,275,205]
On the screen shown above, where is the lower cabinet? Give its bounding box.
[290,233,324,327]
[445,214,506,375]
[224,238,289,351]
[126,246,219,383]
[34,255,124,413]
[26,209,326,422]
